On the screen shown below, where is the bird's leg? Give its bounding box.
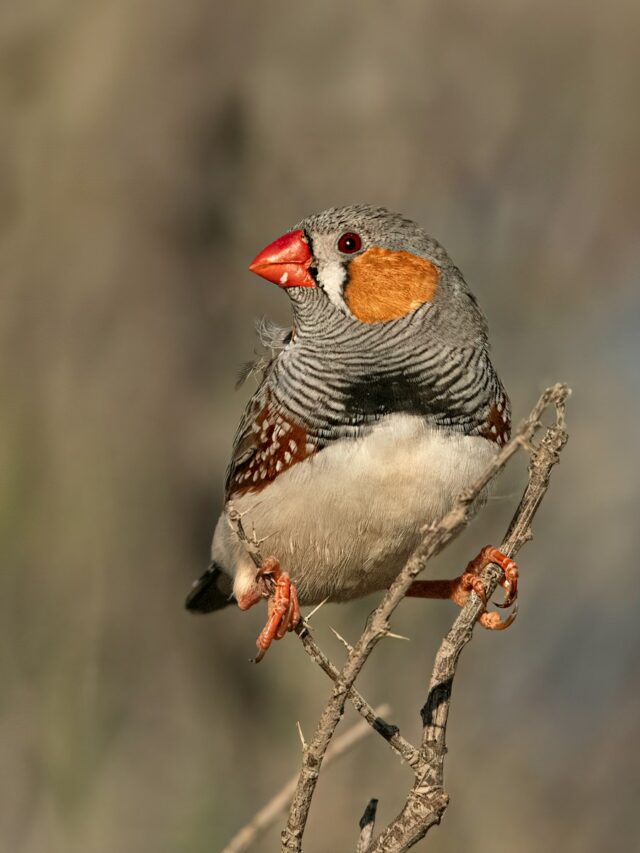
[251,557,301,662]
[406,546,519,631]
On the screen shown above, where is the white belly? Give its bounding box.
[212,415,497,605]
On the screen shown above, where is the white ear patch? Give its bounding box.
[316,260,348,310]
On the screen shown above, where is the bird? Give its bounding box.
[186,204,518,659]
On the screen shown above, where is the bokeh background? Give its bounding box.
[2,1,640,851]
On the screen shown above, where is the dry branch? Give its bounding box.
[279,383,570,852]
[221,707,390,853]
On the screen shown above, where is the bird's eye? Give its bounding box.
[337,232,362,254]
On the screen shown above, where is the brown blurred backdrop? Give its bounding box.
[2,2,640,851]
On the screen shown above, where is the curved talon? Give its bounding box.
[494,586,515,609]
[497,568,518,608]
[253,646,268,664]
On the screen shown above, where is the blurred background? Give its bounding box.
[2,1,639,851]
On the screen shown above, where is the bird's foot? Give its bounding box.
[253,557,301,663]
[458,545,518,630]
[406,545,518,631]
[465,545,518,606]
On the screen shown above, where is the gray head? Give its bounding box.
[249,204,488,343]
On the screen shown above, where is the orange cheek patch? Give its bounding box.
[344,248,439,323]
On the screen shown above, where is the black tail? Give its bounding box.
[185,562,234,614]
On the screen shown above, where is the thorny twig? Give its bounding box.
[221,708,389,853]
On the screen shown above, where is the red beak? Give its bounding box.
[248,229,315,288]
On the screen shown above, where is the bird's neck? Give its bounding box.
[269,289,501,442]
[288,286,433,355]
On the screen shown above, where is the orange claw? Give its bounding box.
[253,558,301,663]
[407,546,519,631]
[463,545,519,630]
[484,547,519,608]
[479,604,519,631]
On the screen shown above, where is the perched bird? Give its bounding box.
[186,205,517,659]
